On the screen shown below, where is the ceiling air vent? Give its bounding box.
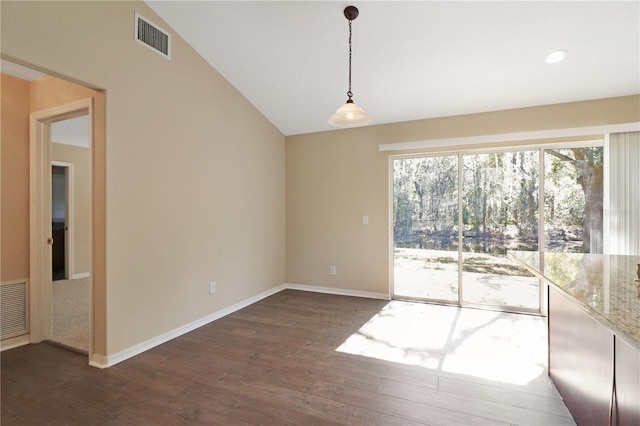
[134,12,171,59]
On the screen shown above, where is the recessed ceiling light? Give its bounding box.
[545,50,568,64]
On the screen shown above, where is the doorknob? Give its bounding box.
[47,237,54,245]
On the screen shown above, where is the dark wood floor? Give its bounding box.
[1,290,574,425]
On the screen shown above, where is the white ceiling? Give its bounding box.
[1,59,46,81]
[146,1,640,136]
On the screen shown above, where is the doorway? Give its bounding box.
[31,100,93,354]
[51,164,70,281]
[392,154,460,303]
[49,114,90,352]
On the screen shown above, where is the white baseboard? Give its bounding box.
[72,272,90,279]
[89,353,109,369]
[0,334,31,352]
[97,284,287,368]
[284,283,390,300]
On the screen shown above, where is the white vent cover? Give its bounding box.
[1,281,29,340]
[135,12,171,59]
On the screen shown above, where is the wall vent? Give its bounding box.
[0,281,29,340]
[135,12,171,59]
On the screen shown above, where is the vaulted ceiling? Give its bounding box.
[146,1,639,136]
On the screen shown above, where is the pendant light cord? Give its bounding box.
[347,18,353,101]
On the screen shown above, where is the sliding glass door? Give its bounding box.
[543,147,604,254]
[460,151,539,310]
[392,144,603,313]
[393,155,459,302]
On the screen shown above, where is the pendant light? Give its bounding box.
[328,5,372,128]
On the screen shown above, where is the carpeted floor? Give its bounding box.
[51,277,89,352]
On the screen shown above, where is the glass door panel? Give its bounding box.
[461,151,540,310]
[543,147,604,253]
[393,155,459,302]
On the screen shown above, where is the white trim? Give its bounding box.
[71,272,90,279]
[457,153,464,303]
[388,157,396,300]
[88,353,109,369]
[379,122,640,152]
[96,284,287,368]
[285,283,390,300]
[0,334,31,352]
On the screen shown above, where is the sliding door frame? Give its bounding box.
[390,140,604,315]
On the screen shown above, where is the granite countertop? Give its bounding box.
[509,251,640,350]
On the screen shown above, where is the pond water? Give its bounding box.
[395,237,582,254]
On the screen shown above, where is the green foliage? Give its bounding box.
[461,151,539,239]
[394,146,602,253]
[544,149,592,228]
[393,155,458,243]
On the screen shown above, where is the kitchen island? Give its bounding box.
[510,251,640,426]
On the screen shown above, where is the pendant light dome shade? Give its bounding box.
[328,6,372,128]
[328,100,372,127]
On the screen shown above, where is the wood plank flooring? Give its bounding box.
[1,289,575,425]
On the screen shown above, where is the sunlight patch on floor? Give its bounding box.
[336,301,546,385]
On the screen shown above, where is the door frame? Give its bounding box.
[30,98,93,353]
[51,161,74,280]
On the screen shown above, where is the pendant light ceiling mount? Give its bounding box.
[343,5,359,21]
[328,5,372,128]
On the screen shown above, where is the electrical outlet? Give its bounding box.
[210,281,216,294]
[330,266,336,275]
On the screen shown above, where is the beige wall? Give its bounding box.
[2,1,286,356]
[286,96,640,294]
[0,73,31,282]
[51,142,91,275]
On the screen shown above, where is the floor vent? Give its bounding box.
[135,12,171,59]
[1,281,29,340]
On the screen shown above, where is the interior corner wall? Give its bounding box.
[51,142,91,275]
[285,95,640,294]
[2,1,286,357]
[0,73,31,283]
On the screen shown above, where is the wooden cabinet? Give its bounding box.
[510,252,640,425]
[549,286,614,425]
[615,337,640,425]
[549,286,640,425]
